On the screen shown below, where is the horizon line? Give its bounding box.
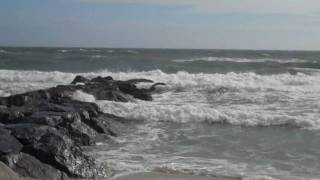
[0,45,319,52]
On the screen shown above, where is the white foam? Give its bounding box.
[0,70,74,95]
[1,69,320,129]
[90,55,107,59]
[288,67,320,75]
[173,57,311,64]
[71,90,96,102]
[98,148,292,180]
[243,176,279,180]
[93,70,320,129]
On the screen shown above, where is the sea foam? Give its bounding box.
[1,69,320,129]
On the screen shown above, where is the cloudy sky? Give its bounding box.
[1,0,320,50]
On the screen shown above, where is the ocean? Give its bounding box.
[1,47,320,180]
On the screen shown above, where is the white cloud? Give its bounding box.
[77,0,320,15]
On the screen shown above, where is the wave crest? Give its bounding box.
[1,69,320,129]
[172,57,314,64]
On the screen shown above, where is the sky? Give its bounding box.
[0,0,320,50]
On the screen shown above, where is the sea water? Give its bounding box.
[1,47,320,179]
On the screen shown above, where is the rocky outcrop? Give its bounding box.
[0,75,164,179]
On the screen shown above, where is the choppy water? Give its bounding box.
[1,47,320,179]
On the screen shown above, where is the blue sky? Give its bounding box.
[0,0,320,50]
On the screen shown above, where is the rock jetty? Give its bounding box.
[0,75,165,180]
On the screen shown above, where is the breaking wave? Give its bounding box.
[173,57,315,64]
[1,69,320,129]
[57,49,72,53]
[0,49,9,54]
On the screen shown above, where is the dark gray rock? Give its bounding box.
[118,83,153,101]
[125,78,154,84]
[1,153,68,180]
[7,124,104,178]
[58,112,98,146]
[0,127,23,155]
[149,83,166,92]
[1,76,164,105]
[71,75,89,84]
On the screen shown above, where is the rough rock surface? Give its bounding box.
[1,153,68,180]
[0,75,164,179]
[0,162,21,180]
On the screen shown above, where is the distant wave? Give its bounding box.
[0,49,9,54]
[90,55,108,59]
[79,48,101,52]
[288,67,320,75]
[57,49,71,53]
[173,57,313,64]
[127,50,139,54]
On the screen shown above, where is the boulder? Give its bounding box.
[0,127,23,155]
[58,112,98,146]
[1,153,68,180]
[118,83,152,101]
[7,124,104,178]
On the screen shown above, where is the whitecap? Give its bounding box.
[1,69,320,129]
[71,90,96,102]
[0,49,9,54]
[90,55,107,59]
[57,49,71,53]
[172,57,311,64]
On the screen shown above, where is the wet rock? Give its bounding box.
[118,83,153,101]
[1,76,163,105]
[125,78,154,84]
[91,76,110,84]
[149,82,166,92]
[1,153,68,180]
[71,75,89,84]
[7,124,104,178]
